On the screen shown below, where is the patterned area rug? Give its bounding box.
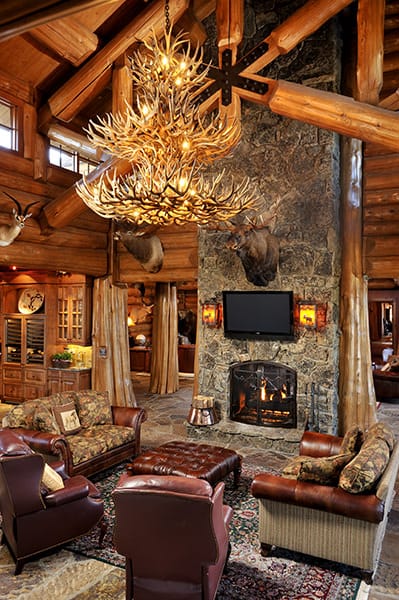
[66,461,368,600]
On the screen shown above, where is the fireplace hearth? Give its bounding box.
[229,360,297,428]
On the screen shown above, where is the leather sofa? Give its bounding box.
[251,428,399,581]
[112,473,233,600]
[0,428,105,574]
[2,390,146,477]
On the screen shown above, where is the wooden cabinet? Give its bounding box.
[57,283,92,345]
[47,368,91,394]
[130,347,152,372]
[2,315,46,403]
[178,345,195,373]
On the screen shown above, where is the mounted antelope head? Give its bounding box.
[208,202,280,287]
[114,221,164,273]
[0,191,38,247]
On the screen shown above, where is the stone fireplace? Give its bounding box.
[230,360,297,428]
[188,3,341,452]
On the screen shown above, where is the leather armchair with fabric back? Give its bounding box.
[0,428,105,574]
[112,473,233,600]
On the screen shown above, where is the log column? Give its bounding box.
[338,137,377,433]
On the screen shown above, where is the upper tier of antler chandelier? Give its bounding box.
[76,30,259,226]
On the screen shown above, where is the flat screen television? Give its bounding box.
[222,290,295,341]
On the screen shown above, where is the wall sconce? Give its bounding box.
[298,301,317,330]
[127,316,134,327]
[202,302,222,328]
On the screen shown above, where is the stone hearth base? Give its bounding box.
[187,419,305,455]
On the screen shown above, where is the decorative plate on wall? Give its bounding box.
[18,288,44,314]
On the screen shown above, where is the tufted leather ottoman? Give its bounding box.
[127,440,242,487]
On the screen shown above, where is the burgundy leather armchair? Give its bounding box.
[112,473,233,600]
[0,428,105,574]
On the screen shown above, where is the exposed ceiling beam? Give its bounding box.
[0,0,120,41]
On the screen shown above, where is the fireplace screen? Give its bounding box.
[230,360,297,428]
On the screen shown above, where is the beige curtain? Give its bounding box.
[149,282,179,394]
[92,275,136,406]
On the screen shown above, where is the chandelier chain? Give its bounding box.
[165,0,170,34]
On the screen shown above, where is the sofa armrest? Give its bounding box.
[111,406,146,454]
[251,473,384,524]
[11,428,73,473]
[299,431,343,457]
[44,475,90,507]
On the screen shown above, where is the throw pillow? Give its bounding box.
[52,402,82,435]
[76,391,112,428]
[281,455,306,479]
[298,453,355,485]
[365,422,395,452]
[339,436,390,494]
[42,463,65,492]
[339,424,363,454]
[33,403,61,434]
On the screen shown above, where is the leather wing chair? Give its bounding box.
[112,473,233,600]
[0,428,105,574]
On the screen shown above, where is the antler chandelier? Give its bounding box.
[76,25,258,226]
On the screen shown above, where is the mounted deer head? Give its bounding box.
[0,191,38,247]
[114,221,164,273]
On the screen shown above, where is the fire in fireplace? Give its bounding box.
[229,360,297,428]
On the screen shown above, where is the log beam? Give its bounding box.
[267,79,399,152]
[356,0,385,104]
[0,0,118,41]
[41,0,189,124]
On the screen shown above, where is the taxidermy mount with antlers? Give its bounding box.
[114,221,164,273]
[209,201,281,287]
[0,191,38,247]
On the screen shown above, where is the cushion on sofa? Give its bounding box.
[297,453,355,485]
[3,399,49,429]
[339,436,391,494]
[66,425,135,466]
[281,455,306,479]
[340,425,363,454]
[75,391,113,428]
[33,403,61,434]
[365,422,395,452]
[53,402,82,435]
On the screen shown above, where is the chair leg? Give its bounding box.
[14,559,25,575]
[98,516,107,547]
[125,558,133,600]
[223,542,232,574]
[260,543,273,557]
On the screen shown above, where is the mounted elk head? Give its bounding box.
[114,221,164,273]
[210,206,280,287]
[0,191,38,247]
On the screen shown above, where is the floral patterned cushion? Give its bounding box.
[281,455,306,479]
[3,399,50,429]
[67,425,135,465]
[365,422,395,452]
[297,453,354,485]
[33,403,61,434]
[75,390,113,428]
[340,425,363,454]
[339,436,391,494]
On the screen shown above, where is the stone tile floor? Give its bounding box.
[132,373,399,599]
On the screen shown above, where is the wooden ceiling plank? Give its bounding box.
[216,0,243,59]
[240,0,354,76]
[267,79,399,153]
[0,0,119,41]
[29,18,99,67]
[356,0,385,104]
[44,0,190,123]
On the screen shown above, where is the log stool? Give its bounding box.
[128,440,242,487]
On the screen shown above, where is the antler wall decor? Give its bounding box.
[0,191,38,247]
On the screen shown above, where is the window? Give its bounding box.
[49,141,99,175]
[0,99,17,151]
